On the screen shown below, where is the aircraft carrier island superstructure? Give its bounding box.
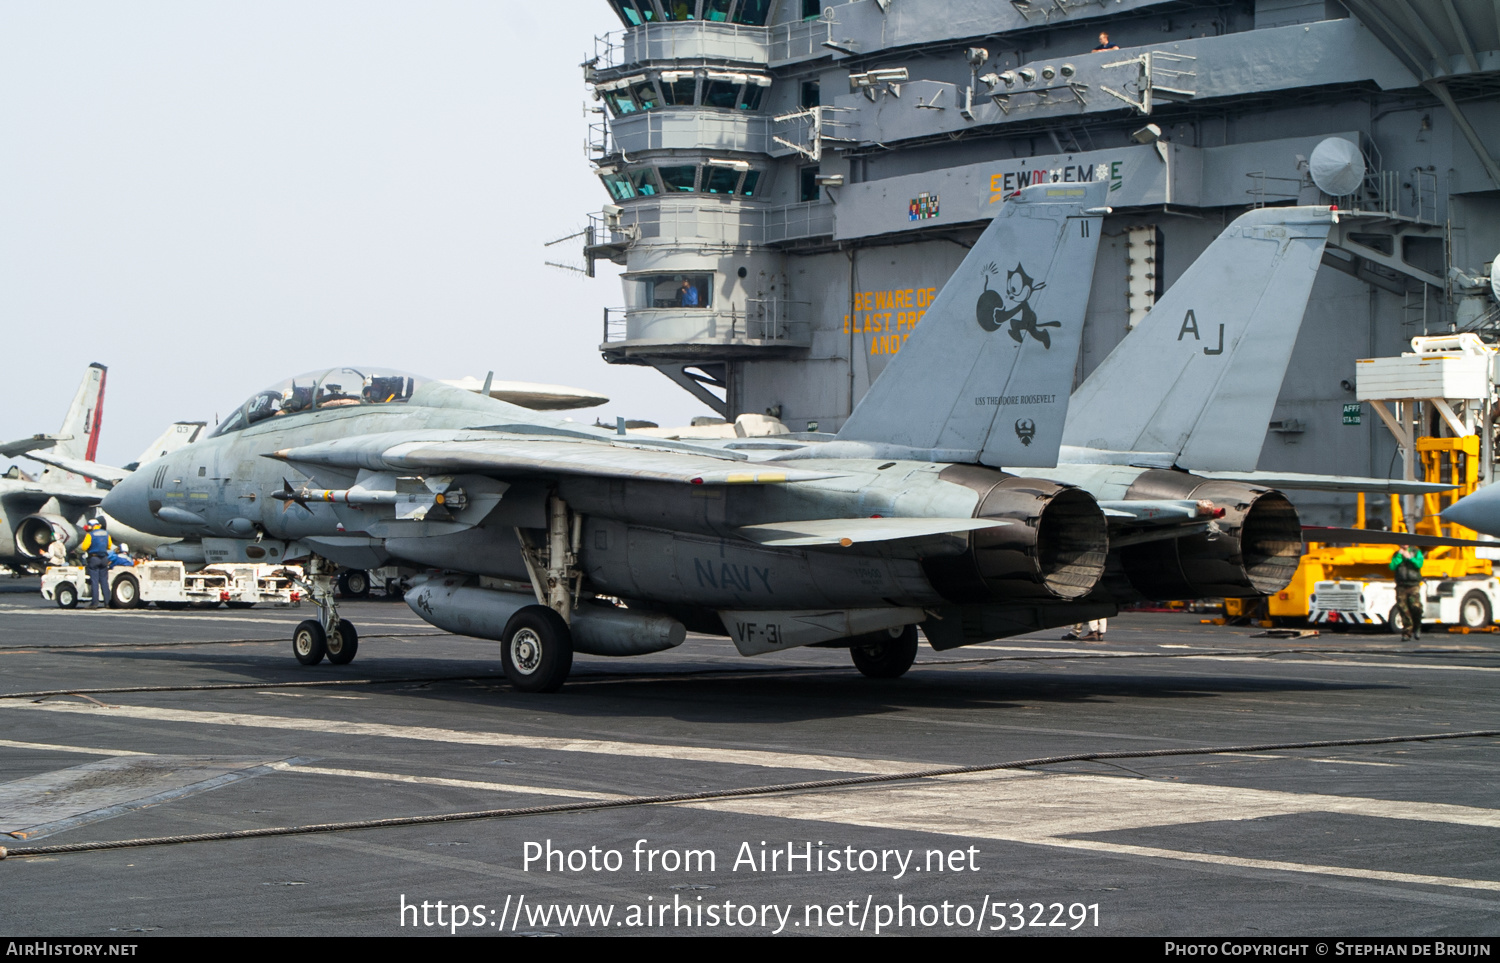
[578,0,1500,525]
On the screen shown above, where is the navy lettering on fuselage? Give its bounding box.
[693,558,773,593]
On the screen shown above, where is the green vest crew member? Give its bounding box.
[1389,546,1425,640]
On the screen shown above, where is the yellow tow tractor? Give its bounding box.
[1267,335,1500,631]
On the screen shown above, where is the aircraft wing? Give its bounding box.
[271,433,846,486]
[1195,471,1454,494]
[737,516,1011,547]
[20,451,129,485]
[1302,527,1497,549]
[0,434,67,459]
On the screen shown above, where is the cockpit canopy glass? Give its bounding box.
[211,367,425,437]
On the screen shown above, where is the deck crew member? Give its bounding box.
[79,522,112,608]
[44,532,68,569]
[1390,545,1425,640]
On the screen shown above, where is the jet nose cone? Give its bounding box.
[101,470,154,533]
[1441,484,1500,537]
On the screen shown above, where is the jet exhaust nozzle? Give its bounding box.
[923,467,1109,601]
[15,514,79,560]
[406,580,687,656]
[1118,473,1303,599]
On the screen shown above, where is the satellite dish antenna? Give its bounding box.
[1490,255,1500,304]
[1309,137,1366,196]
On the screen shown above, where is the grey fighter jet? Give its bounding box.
[0,364,205,572]
[103,182,1119,689]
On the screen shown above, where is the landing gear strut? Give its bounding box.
[284,557,359,666]
[510,494,580,691]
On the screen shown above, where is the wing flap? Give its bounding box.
[738,516,1010,547]
[0,434,66,459]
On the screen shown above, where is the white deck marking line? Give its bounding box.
[1185,655,1500,673]
[0,701,923,775]
[268,762,626,800]
[1218,753,1402,768]
[1026,837,1500,892]
[685,770,1500,892]
[0,738,152,757]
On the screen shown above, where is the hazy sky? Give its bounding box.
[1,1,711,468]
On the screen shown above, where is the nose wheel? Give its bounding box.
[284,558,360,667]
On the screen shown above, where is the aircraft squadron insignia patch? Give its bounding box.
[976,263,1061,348]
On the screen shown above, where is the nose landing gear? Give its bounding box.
[283,557,360,667]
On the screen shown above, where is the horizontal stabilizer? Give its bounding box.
[1197,471,1454,494]
[271,432,845,487]
[738,516,1009,547]
[0,434,66,459]
[1303,527,1495,549]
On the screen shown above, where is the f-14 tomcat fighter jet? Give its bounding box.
[98,180,1269,691]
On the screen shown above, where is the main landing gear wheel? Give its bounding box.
[293,619,327,665]
[501,606,573,693]
[338,570,370,599]
[850,625,920,679]
[110,573,141,609]
[55,583,78,609]
[326,618,359,665]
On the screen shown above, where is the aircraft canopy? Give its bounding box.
[212,367,427,437]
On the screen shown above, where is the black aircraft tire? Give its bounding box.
[110,573,141,610]
[501,606,573,693]
[1460,590,1492,629]
[56,583,78,609]
[293,619,327,666]
[326,619,359,665]
[850,625,920,679]
[339,571,370,599]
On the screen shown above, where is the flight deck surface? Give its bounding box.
[2,580,1497,937]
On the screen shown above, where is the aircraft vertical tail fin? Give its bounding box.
[837,181,1109,468]
[130,422,207,470]
[1061,207,1337,471]
[55,364,107,461]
